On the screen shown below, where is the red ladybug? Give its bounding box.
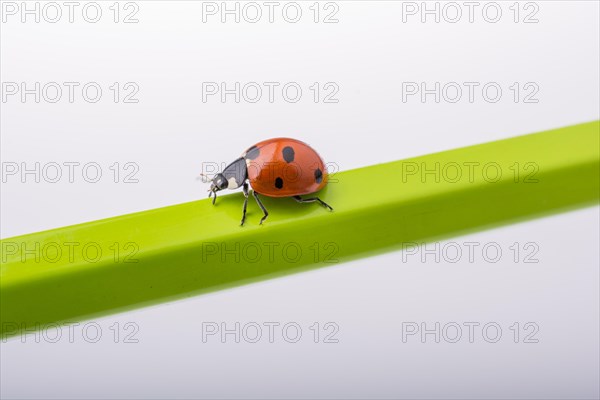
[207,138,333,225]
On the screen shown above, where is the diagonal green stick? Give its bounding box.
[1,121,599,338]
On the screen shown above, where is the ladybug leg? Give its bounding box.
[292,195,333,211]
[252,191,269,224]
[240,182,249,226]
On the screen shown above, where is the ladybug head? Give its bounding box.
[208,173,228,204]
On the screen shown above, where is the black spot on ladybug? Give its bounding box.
[245,146,260,160]
[314,168,323,184]
[275,177,284,189]
[282,146,295,163]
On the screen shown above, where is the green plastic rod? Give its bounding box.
[1,121,599,338]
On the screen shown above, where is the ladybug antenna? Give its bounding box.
[197,173,212,183]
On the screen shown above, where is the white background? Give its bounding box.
[1,1,599,399]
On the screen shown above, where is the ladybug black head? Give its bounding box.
[208,173,228,204]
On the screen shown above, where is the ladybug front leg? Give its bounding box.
[240,181,249,226]
[252,191,269,225]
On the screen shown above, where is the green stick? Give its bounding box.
[2,121,598,338]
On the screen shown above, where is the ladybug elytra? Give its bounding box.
[207,138,333,225]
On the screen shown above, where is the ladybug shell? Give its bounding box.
[242,138,328,198]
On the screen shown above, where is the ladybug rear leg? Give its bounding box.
[292,195,334,211]
[252,191,269,224]
[240,181,249,226]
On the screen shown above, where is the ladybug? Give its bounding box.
[207,138,333,225]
